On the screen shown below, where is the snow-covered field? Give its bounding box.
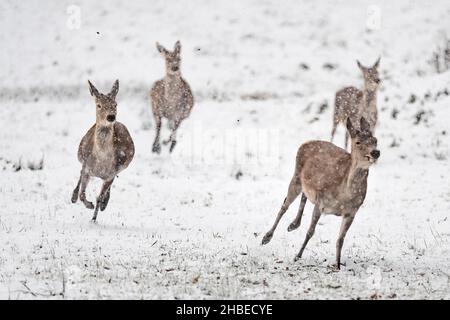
[1,0,450,299]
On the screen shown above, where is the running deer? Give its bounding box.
[331,58,380,149]
[151,40,194,153]
[262,117,380,270]
[71,80,135,222]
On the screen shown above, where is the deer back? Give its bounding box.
[296,141,352,193]
[334,86,363,124]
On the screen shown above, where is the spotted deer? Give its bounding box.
[331,58,380,149]
[262,117,380,270]
[150,40,194,153]
[71,80,135,222]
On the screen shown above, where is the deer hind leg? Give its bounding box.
[261,176,301,245]
[330,123,337,143]
[335,215,355,270]
[330,113,339,143]
[152,115,162,154]
[344,130,350,150]
[79,172,94,209]
[92,178,115,222]
[287,193,307,232]
[294,204,321,261]
[71,176,81,203]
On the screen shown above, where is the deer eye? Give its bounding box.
[356,141,361,145]
[97,104,101,109]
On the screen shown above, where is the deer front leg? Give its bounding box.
[162,120,175,145]
[163,120,181,153]
[262,176,301,245]
[294,204,321,261]
[79,172,94,209]
[92,178,115,222]
[71,176,81,203]
[335,215,355,270]
[152,116,162,154]
[100,187,111,212]
[287,193,307,232]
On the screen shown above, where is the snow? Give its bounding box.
[1,0,450,299]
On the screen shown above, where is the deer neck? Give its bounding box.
[94,124,114,151]
[345,154,369,195]
[362,85,377,110]
[164,73,182,85]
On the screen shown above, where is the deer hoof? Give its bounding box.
[294,250,304,261]
[152,144,161,154]
[261,232,273,245]
[169,140,177,153]
[287,222,300,232]
[71,192,78,203]
[328,264,341,272]
[84,201,94,210]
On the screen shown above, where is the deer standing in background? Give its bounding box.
[262,117,380,270]
[71,80,135,222]
[151,41,194,153]
[331,58,380,149]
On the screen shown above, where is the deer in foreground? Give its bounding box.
[151,40,194,153]
[71,80,135,222]
[262,117,380,270]
[331,58,380,150]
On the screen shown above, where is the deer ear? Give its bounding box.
[346,118,358,138]
[88,80,99,98]
[108,79,119,100]
[356,60,364,71]
[360,117,371,133]
[373,57,381,69]
[174,40,181,55]
[156,42,167,55]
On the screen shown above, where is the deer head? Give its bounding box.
[357,57,381,92]
[156,41,182,76]
[88,80,119,127]
[346,117,380,167]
